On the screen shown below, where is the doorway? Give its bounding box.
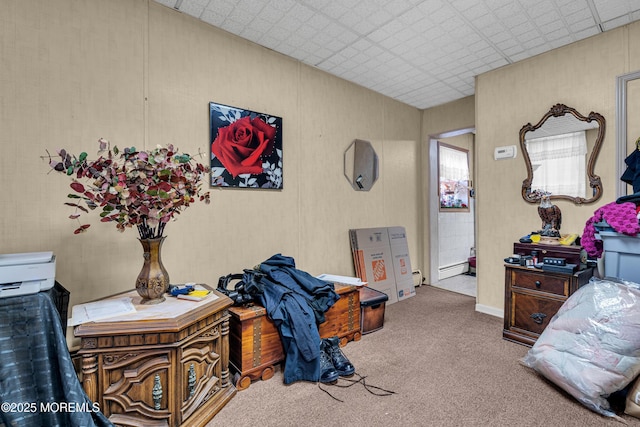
[428,127,477,297]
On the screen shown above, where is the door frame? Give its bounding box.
[428,127,476,285]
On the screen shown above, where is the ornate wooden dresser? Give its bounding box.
[75,288,235,427]
[503,243,593,346]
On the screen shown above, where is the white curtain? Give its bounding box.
[526,131,587,197]
[439,145,469,182]
[438,144,470,209]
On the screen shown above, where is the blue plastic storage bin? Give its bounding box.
[598,230,640,283]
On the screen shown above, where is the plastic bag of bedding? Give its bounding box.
[521,277,640,420]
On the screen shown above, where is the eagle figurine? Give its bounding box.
[538,193,561,237]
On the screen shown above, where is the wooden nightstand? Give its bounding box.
[75,287,236,427]
[503,264,593,347]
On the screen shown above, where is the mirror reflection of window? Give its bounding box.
[525,131,587,197]
[438,143,470,211]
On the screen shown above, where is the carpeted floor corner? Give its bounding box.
[208,285,639,426]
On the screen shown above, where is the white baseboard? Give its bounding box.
[438,262,469,280]
[475,303,503,318]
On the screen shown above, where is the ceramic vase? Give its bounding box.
[136,237,170,304]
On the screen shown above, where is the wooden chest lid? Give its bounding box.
[228,303,267,320]
[228,283,356,321]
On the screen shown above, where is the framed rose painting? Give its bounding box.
[210,102,283,189]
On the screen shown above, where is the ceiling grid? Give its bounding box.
[154,0,640,109]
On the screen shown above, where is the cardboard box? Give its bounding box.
[349,226,417,304]
[388,226,416,301]
[350,227,398,304]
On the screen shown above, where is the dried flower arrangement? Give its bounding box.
[44,138,210,238]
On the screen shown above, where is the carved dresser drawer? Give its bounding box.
[503,263,592,347]
[510,268,569,296]
[75,287,236,427]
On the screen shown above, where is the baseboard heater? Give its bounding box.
[438,261,469,281]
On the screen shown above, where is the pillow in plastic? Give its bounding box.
[521,277,640,420]
[627,376,640,419]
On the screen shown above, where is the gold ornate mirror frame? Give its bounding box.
[520,103,605,205]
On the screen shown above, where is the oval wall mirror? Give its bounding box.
[520,103,605,205]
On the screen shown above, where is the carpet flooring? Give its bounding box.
[208,285,639,426]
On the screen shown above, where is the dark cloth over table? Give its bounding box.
[0,291,112,427]
[620,149,640,193]
[253,254,339,384]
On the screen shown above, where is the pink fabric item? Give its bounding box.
[582,202,640,257]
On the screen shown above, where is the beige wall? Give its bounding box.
[0,0,422,341]
[473,21,640,312]
[4,0,640,336]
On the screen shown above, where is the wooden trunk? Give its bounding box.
[228,283,361,390]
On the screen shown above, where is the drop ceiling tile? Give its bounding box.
[155,0,177,7]
[199,10,226,27]
[524,0,557,19]
[320,2,353,21]
[527,44,551,57]
[178,0,209,17]
[493,39,519,53]
[254,6,286,24]
[548,36,573,49]
[489,57,509,68]
[545,27,571,42]
[557,0,584,15]
[154,0,640,109]
[350,20,380,36]
[246,17,273,34]
[594,0,640,21]
[566,16,594,32]
[501,45,524,57]
[508,21,536,37]
[239,27,266,42]
[487,29,515,45]
[572,26,600,39]
[440,15,468,33]
[287,3,317,24]
[298,0,331,9]
[429,4,458,23]
[601,16,632,31]
[493,1,524,19]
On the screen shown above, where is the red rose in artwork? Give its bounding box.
[211,116,277,178]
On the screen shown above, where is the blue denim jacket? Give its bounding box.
[256,254,339,384]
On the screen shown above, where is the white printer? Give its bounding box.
[0,251,56,298]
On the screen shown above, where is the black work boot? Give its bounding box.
[319,342,339,383]
[322,336,355,377]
